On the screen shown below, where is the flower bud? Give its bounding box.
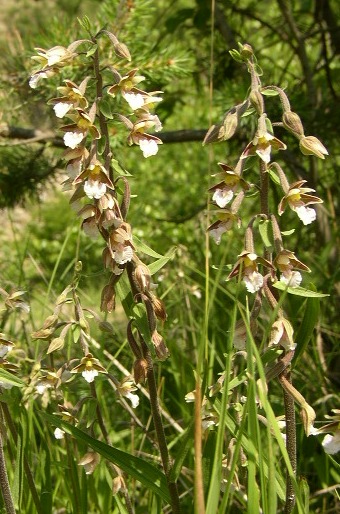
[221,111,238,140]
[151,330,170,361]
[151,295,167,322]
[100,283,116,312]
[249,90,264,115]
[240,44,253,60]
[299,136,328,159]
[282,111,305,138]
[133,358,148,384]
[134,262,151,292]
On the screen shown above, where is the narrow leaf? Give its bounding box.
[272,282,329,297]
[40,413,171,504]
[292,294,320,367]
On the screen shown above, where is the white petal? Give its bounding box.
[54,428,65,439]
[244,271,264,293]
[0,345,11,358]
[82,369,98,383]
[113,245,133,264]
[280,271,302,288]
[209,225,226,245]
[54,102,72,118]
[139,139,159,158]
[295,205,316,225]
[29,74,41,89]
[126,392,139,408]
[123,92,144,110]
[322,432,340,455]
[84,180,107,199]
[82,219,100,239]
[0,381,13,390]
[63,131,85,149]
[212,188,234,208]
[256,145,271,163]
[36,382,50,394]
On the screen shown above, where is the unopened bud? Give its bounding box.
[299,136,328,159]
[300,403,316,436]
[151,295,167,322]
[133,358,148,384]
[282,111,304,138]
[240,44,253,60]
[100,283,116,312]
[112,476,125,495]
[134,262,151,292]
[249,90,264,115]
[222,111,238,140]
[113,42,131,61]
[151,330,170,361]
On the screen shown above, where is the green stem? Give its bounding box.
[0,424,15,514]
[279,369,297,514]
[142,342,181,514]
[92,40,113,180]
[1,403,43,514]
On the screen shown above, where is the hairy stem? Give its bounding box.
[0,426,15,514]
[142,342,181,513]
[279,369,297,514]
[92,42,113,179]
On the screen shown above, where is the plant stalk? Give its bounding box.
[279,368,297,514]
[142,343,181,514]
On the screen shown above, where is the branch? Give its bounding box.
[0,123,207,147]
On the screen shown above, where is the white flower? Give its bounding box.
[280,271,302,288]
[53,102,73,118]
[212,188,234,208]
[63,131,85,149]
[295,205,316,225]
[125,392,140,409]
[29,71,49,89]
[139,139,159,158]
[243,271,264,293]
[84,179,107,200]
[148,114,163,132]
[0,381,13,390]
[322,432,340,455]
[112,245,134,264]
[0,345,11,358]
[36,382,51,395]
[209,225,226,245]
[82,369,98,383]
[82,218,100,239]
[66,161,82,179]
[54,427,65,440]
[123,92,145,110]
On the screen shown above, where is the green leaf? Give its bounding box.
[133,236,164,259]
[39,413,171,504]
[292,293,320,367]
[268,167,281,185]
[229,49,243,63]
[85,44,97,58]
[281,229,295,236]
[261,88,279,96]
[148,247,177,275]
[111,159,132,177]
[98,98,114,119]
[272,282,329,297]
[258,219,273,249]
[0,369,24,387]
[132,303,152,346]
[97,135,106,156]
